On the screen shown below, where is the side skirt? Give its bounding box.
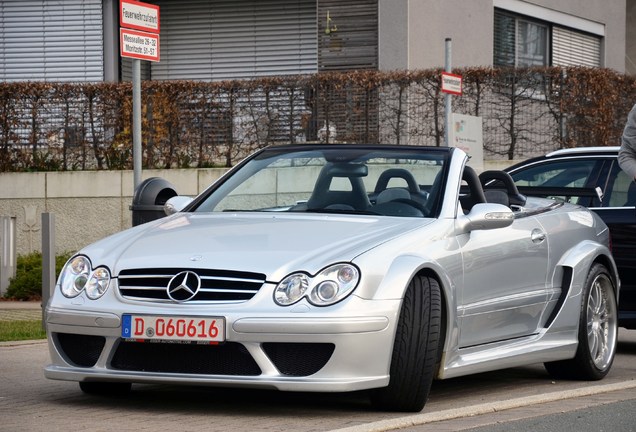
[439,330,578,380]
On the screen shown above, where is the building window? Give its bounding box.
[0,0,104,82]
[552,27,601,67]
[494,9,601,68]
[494,10,548,67]
[149,0,317,82]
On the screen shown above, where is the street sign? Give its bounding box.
[120,28,160,62]
[441,72,462,96]
[119,0,160,189]
[120,0,160,33]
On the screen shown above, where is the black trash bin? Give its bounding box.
[130,177,178,226]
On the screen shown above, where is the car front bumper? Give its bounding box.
[44,296,400,393]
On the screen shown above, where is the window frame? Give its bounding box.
[494,10,550,68]
[493,8,602,69]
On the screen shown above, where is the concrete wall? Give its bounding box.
[379,0,626,72]
[0,161,517,258]
[0,169,227,256]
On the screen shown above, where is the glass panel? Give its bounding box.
[194,147,448,217]
[494,11,516,67]
[510,159,598,204]
[510,160,596,187]
[516,20,548,67]
[605,164,636,208]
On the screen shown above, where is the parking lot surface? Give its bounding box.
[2,302,636,432]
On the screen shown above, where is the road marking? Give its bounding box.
[328,380,636,432]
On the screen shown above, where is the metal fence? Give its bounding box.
[1,67,635,171]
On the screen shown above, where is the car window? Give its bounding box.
[511,159,596,187]
[509,159,598,205]
[604,163,636,208]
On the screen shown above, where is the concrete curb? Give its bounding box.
[328,380,636,432]
[0,339,47,347]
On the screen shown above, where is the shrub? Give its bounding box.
[4,251,73,300]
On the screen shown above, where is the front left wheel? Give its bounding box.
[370,275,442,412]
[545,263,618,380]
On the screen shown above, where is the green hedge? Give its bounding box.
[1,67,635,171]
[4,251,73,300]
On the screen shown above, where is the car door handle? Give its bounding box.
[531,229,546,243]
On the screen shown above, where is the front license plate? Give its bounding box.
[122,314,225,343]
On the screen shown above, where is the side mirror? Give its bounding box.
[461,203,514,231]
[164,196,194,215]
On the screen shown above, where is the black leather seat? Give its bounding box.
[459,166,487,212]
[306,163,371,211]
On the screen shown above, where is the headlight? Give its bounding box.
[58,255,111,300]
[274,263,360,307]
[85,267,111,300]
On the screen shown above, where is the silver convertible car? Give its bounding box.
[44,144,620,412]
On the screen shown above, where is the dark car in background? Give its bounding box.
[504,146,636,328]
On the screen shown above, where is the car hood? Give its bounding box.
[81,213,432,281]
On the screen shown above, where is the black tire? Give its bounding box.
[370,275,442,412]
[544,263,618,380]
[79,381,132,396]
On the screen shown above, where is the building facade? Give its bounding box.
[0,0,628,83]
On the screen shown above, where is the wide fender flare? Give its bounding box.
[359,253,458,324]
[554,240,620,301]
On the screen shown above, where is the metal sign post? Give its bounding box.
[133,59,142,189]
[119,0,160,190]
[441,38,463,147]
[444,38,452,147]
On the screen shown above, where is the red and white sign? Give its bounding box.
[120,0,160,33]
[441,72,463,96]
[120,28,160,62]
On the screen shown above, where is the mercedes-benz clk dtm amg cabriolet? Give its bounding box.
[44,144,620,412]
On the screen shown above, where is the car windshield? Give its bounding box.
[192,146,448,218]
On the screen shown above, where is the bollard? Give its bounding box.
[0,216,16,298]
[41,213,55,328]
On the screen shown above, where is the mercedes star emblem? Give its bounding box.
[167,271,201,302]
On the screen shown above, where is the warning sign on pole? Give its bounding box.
[119,0,160,62]
[120,0,160,33]
[441,72,462,96]
[120,28,160,62]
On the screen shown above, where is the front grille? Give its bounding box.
[117,268,266,303]
[111,341,261,375]
[262,342,335,376]
[55,333,105,367]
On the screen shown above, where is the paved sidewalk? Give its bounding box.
[0,300,43,321]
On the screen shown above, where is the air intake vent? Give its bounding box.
[111,341,261,375]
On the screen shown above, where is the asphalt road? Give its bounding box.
[464,398,636,432]
[1,329,636,432]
